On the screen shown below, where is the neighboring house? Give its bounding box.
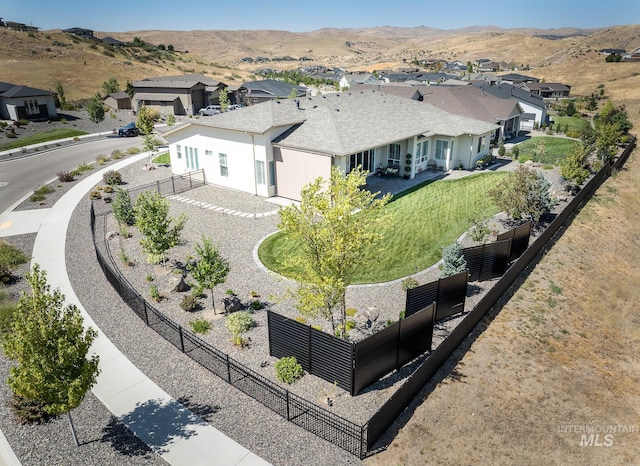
[163,91,498,201]
[518,82,571,98]
[1,21,39,32]
[349,83,423,100]
[0,82,57,120]
[242,79,308,105]
[101,36,125,47]
[103,92,132,110]
[472,82,548,129]
[63,27,94,38]
[378,71,456,84]
[338,73,384,89]
[416,85,523,142]
[132,73,225,116]
[498,73,540,85]
[599,48,626,55]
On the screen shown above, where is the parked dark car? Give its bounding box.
[118,122,139,137]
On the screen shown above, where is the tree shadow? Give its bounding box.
[95,415,155,458]
[114,397,204,454]
[175,395,220,422]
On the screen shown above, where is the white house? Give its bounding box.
[163,91,499,201]
[0,82,57,121]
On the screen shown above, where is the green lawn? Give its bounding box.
[258,172,508,284]
[515,136,580,166]
[552,115,592,134]
[0,129,87,151]
[152,151,170,164]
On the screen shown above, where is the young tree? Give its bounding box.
[134,191,186,264]
[2,264,99,446]
[440,242,467,278]
[166,113,176,126]
[111,188,135,235]
[143,133,156,165]
[565,100,576,117]
[101,77,120,95]
[54,81,67,109]
[87,93,105,135]
[488,164,554,223]
[279,166,392,338]
[136,106,155,136]
[125,80,135,100]
[218,88,230,113]
[560,143,591,188]
[595,122,621,163]
[187,237,230,313]
[167,44,174,51]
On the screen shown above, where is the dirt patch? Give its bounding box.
[365,149,640,464]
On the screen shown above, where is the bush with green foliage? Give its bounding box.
[440,242,467,278]
[96,154,110,165]
[111,188,135,226]
[560,143,591,186]
[226,311,254,345]
[275,356,303,385]
[189,317,211,334]
[102,170,122,185]
[180,293,199,312]
[111,149,124,160]
[511,144,520,159]
[0,242,29,284]
[401,277,419,290]
[0,287,19,333]
[497,142,505,157]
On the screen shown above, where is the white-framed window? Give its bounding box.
[477,136,484,153]
[268,161,276,186]
[186,147,199,170]
[435,140,449,160]
[417,141,429,163]
[388,143,401,166]
[176,145,182,159]
[205,149,213,156]
[219,153,228,177]
[255,160,266,185]
[23,99,38,115]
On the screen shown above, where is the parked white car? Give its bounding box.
[198,105,221,116]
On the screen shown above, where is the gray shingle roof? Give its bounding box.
[0,82,55,98]
[471,83,545,108]
[242,79,306,98]
[105,91,130,100]
[169,91,498,156]
[133,73,220,89]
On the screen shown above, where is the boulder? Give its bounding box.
[168,275,188,292]
[223,296,242,313]
[366,306,380,322]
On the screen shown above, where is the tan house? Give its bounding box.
[103,92,131,110]
[132,74,226,116]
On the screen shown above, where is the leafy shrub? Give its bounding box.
[102,170,122,185]
[311,325,322,331]
[275,356,303,385]
[89,190,102,200]
[96,154,110,165]
[0,289,18,333]
[399,309,406,319]
[345,320,356,330]
[249,300,263,310]
[111,188,135,225]
[180,293,199,312]
[126,146,140,155]
[0,242,29,284]
[102,185,114,193]
[225,288,235,296]
[440,242,467,279]
[102,50,115,58]
[294,316,307,324]
[226,311,254,336]
[6,132,17,138]
[565,131,582,139]
[345,307,357,317]
[111,149,124,159]
[401,277,419,290]
[149,284,162,302]
[498,142,505,157]
[76,162,93,173]
[189,317,211,334]
[511,144,520,159]
[56,171,74,182]
[29,185,53,202]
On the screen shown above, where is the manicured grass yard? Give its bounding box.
[152,151,170,164]
[552,115,592,134]
[259,172,508,284]
[0,128,87,151]
[515,136,580,166]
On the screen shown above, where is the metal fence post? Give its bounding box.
[143,301,149,326]
[226,354,231,383]
[286,390,290,421]
[189,171,193,189]
[156,180,161,194]
[171,176,175,194]
[179,326,185,353]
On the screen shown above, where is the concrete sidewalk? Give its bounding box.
[2,153,270,465]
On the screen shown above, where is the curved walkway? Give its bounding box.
[3,153,270,465]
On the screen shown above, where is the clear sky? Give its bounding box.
[3,0,638,32]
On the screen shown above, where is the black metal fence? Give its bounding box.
[89,136,635,458]
[405,270,468,320]
[497,221,532,262]
[268,302,436,396]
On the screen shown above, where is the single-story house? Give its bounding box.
[498,73,540,85]
[242,79,308,105]
[163,90,499,201]
[416,86,523,142]
[517,82,571,98]
[1,21,39,32]
[101,36,125,47]
[63,27,94,38]
[349,83,423,100]
[132,73,225,116]
[103,92,132,110]
[338,73,384,89]
[0,82,57,120]
[471,82,548,130]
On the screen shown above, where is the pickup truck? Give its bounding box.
[198,105,221,116]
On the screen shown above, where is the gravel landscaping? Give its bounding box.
[0,149,580,465]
